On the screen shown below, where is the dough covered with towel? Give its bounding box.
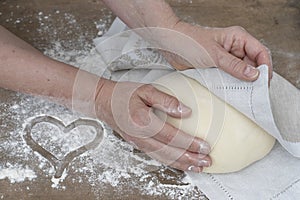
[153,72,275,173]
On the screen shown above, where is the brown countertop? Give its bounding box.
[0,0,299,199]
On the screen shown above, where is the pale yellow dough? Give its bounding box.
[153,72,275,173]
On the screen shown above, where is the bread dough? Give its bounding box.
[152,72,275,173]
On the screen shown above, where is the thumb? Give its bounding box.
[217,50,260,81]
[138,85,191,118]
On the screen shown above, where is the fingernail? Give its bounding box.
[198,159,211,167]
[188,165,202,173]
[177,103,191,114]
[199,142,211,154]
[244,65,259,78]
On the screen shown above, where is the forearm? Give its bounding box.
[0,26,76,100]
[0,26,107,117]
[102,0,179,28]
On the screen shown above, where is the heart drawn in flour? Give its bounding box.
[23,115,104,178]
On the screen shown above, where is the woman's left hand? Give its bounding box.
[161,22,273,82]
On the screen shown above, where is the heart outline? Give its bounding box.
[23,115,104,178]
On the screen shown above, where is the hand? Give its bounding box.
[160,22,273,81]
[95,80,211,172]
[102,0,272,81]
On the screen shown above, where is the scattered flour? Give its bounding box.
[0,165,37,183]
[51,169,68,189]
[0,11,207,200]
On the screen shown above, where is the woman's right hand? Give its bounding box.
[95,79,211,173]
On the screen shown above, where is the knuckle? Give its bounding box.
[164,130,175,144]
[264,46,271,55]
[140,84,156,94]
[230,25,246,33]
[182,153,195,164]
[163,96,179,109]
[229,58,244,74]
[139,84,157,104]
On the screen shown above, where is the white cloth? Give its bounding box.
[93,18,300,200]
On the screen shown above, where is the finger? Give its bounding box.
[124,101,210,154]
[169,162,203,173]
[137,84,192,118]
[243,55,256,67]
[228,36,246,59]
[222,26,273,80]
[175,151,211,168]
[169,152,211,172]
[149,112,210,154]
[216,47,260,81]
[147,140,211,169]
[244,36,273,80]
[124,132,211,171]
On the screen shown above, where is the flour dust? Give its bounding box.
[0,11,207,200]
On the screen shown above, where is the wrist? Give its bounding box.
[94,78,116,126]
[103,0,180,29]
[71,70,113,120]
